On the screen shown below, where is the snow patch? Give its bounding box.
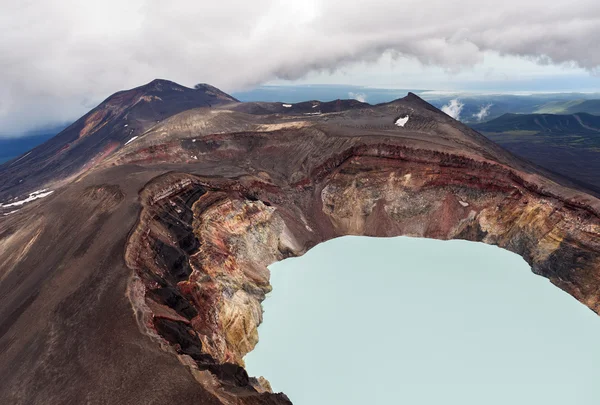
[3,210,19,216]
[395,115,409,127]
[282,104,292,108]
[0,189,54,208]
[459,201,469,207]
[124,136,139,145]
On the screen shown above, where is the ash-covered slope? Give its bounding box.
[0,79,238,200]
[1,81,600,405]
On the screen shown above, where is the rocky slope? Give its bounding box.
[0,79,238,201]
[1,82,600,404]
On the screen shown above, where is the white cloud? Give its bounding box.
[348,92,368,102]
[473,104,493,121]
[2,0,600,134]
[441,99,465,120]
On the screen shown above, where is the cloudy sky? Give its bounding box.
[2,0,600,135]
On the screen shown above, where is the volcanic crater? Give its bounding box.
[1,80,600,404]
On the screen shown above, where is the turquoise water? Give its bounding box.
[244,236,600,405]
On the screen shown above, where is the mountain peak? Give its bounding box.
[194,83,239,102]
[402,92,433,106]
[133,79,238,102]
[384,92,432,109]
[394,91,449,115]
[0,79,239,198]
[141,78,189,92]
[404,91,422,100]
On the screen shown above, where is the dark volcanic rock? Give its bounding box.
[1,80,600,405]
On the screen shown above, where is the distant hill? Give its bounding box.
[420,93,600,124]
[535,99,600,115]
[472,112,600,134]
[471,112,600,192]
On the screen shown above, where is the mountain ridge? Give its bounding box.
[4,80,600,203]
